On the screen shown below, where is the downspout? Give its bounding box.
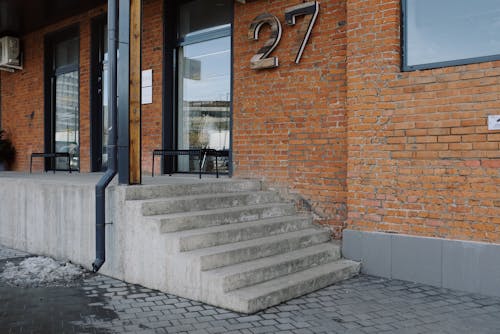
[93,0,118,273]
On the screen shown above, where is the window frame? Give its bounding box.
[401,0,500,71]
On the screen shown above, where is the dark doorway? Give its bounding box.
[91,16,109,172]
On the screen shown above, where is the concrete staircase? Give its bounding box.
[124,179,360,313]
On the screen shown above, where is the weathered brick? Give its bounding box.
[1,0,499,244]
[0,0,163,174]
[345,0,500,243]
[233,0,348,236]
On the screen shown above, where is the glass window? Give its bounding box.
[178,0,232,40]
[55,37,79,68]
[48,31,80,171]
[403,0,500,70]
[174,0,232,174]
[55,71,79,170]
[177,36,231,173]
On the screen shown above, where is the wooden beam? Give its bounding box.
[129,0,141,184]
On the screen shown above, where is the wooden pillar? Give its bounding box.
[129,0,142,184]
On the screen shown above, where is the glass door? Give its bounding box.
[51,35,80,171]
[54,71,79,170]
[176,0,232,174]
[177,35,231,173]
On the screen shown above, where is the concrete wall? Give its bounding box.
[0,176,97,267]
[343,230,500,297]
[0,175,177,292]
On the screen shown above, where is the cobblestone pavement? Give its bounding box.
[1,246,500,334]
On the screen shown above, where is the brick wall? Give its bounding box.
[141,0,164,175]
[346,0,500,242]
[0,6,106,172]
[233,0,348,236]
[0,0,164,174]
[2,0,498,243]
[1,27,47,172]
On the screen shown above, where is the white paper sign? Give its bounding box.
[488,115,500,131]
[142,69,153,87]
[141,69,153,104]
[142,87,153,104]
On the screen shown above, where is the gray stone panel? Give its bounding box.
[341,229,362,261]
[479,243,500,297]
[442,240,481,293]
[342,230,500,297]
[391,235,442,287]
[360,232,391,278]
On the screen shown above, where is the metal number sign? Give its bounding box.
[285,1,320,64]
[248,1,320,70]
[248,13,283,70]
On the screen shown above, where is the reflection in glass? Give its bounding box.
[55,38,79,68]
[178,0,232,40]
[177,36,231,173]
[55,71,79,170]
[406,0,500,67]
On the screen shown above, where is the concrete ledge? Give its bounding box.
[342,230,500,297]
[0,175,99,268]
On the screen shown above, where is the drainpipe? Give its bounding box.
[93,0,118,273]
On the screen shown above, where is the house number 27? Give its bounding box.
[248,1,320,70]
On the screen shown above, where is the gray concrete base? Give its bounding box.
[0,173,360,313]
[342,229,500,297]
[0,173,261,281]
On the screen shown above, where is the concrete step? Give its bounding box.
[207,243,341,292]
[187,228,331,271]
[141,191,281,216]
[125,179,262,200]
[119,176,361,314]
[175,215,313,251]
[153,203,296,233]
[226,259,360,313]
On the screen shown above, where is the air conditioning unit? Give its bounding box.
[0,36,22,71]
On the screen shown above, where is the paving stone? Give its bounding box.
[213,312,238,320]
[276,323,296,330]
[224,322,254,330]
[237,315,262,323]
[1,245,500,333]
[250,325,279,333]
[200,309,218,316]
[259,319,278,326]
[188,330,210,334]
[293,329,315,334]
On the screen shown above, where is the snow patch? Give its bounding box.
[1,256,86,287]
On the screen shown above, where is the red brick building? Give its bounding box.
[0,0,499,295]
